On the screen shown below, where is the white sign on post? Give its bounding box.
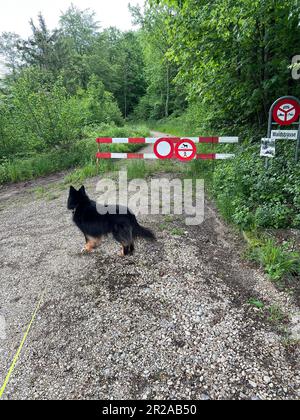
[261,138,276,158]
[271,130,298,140]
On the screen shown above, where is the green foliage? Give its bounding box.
[0,68,86,156]
[245,233,300,282]
[0,123,150,185]
[0,32,23,74]
[19,14,70,75]
[153,0,300,129]
[131,4,186,120]
[267,305,287,325]
[213,141,300,230]
[59,4,99,55]
[79,76,124,126]
[0,66,125,161]
[149,102,213,136]
[248,298,265,309]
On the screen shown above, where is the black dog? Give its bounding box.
[68,186,156,256]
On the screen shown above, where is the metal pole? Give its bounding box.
[265,101,274,170]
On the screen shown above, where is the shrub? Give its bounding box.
[246,235,300,282]
[213,142,300,231]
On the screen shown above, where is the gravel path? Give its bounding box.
[0,135,299,400]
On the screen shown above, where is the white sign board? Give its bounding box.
[261,138,275,158]
[271,130,298,140]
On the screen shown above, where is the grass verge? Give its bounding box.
[0,123,149,185]
[244,232,300,282]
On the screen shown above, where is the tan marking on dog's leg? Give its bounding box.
[85,241,96,253]
[82,237,102,254]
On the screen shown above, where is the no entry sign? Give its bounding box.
[153,138,174,159]
[273,99,300,126]
[175,140,197,162]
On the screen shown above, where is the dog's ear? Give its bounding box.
[67,186,79,210]
[79,186,86,195]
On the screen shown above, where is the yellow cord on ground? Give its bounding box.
[0,290,46,399]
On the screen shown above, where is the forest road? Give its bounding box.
[0,132,299,400]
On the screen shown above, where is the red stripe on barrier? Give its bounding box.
[96,153,112,159]
[128,138,146,144]
[127,153,144,159]
[196,154,216,160]
[96,138,113,143]
[199,137,219,144]
[169,137,181,143]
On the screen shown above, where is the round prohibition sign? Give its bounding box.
[175,139,197,162]
[273,99,300,126]
[153,138,174,159]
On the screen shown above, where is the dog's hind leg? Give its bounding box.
[121,243,135,257]
[129,242,135,255]
[113,223,134,257]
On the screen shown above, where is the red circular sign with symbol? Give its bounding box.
[154,138,174,160]
[175,139,197,162]
[273,99,300,126]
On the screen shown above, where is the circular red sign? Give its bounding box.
[273,99,300,126]
[175,139,197,162]
[153,138,174,160]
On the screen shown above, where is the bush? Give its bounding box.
[79,76,124,127]
[0,69,126,163]
[0,123,150,185]
[213,141,300,231]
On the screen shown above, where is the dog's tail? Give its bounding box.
[133,221,156,241]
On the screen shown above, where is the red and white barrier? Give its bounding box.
[96,136,238,162]
[96,152,235,160]
[96,137,239,144]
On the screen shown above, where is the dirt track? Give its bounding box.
[0,135,299,400]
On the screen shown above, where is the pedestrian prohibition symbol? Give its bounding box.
[175,140,197,162]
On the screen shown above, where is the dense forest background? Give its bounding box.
[1,0,300,234]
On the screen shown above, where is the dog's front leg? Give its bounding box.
[81,237,101,254]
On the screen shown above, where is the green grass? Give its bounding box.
[170,227,185,236]
[126,161,150,180]
[267,305,287,325]
[248,298,288,327]
[0,123,150,185]
[149,116,202,137]
[248,298,265,309]
[33,185,62,201]
[244,232,300,282]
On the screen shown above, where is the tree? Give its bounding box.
[0,32,23,75]
[19,14,69,75]
[148,0,300,129]
[130,3,185,119]
[59,4,99,55]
